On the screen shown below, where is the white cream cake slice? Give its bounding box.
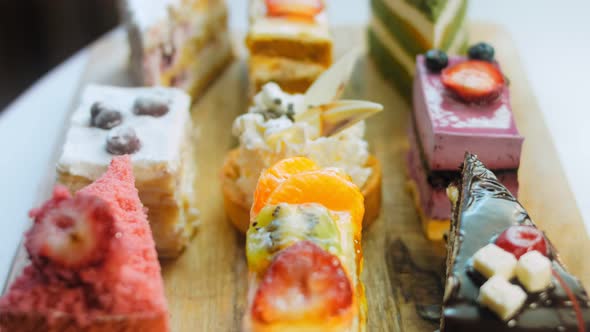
[57,84,199,258]
[120,0,233,100]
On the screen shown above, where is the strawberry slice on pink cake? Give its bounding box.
[0,156,169,332]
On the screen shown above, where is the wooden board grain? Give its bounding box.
[4,24,589,331]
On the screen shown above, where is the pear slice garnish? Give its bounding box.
[296,100,383,137]
[304,48,361,108]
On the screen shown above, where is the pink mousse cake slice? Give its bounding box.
[406,126,519,239]
[413,55,524,171]
[0,156,169,332]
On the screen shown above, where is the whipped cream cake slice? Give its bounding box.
[406,44,523,240]
[120,0,233,100]
[57,85,198,258]
[368,0,468,96]
[442,153,590,331]
[246,0,333,94]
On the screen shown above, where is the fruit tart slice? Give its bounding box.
[244,157,366,331]
[0,156,169,332]
[223,51,383,233]
[442,153,590,331]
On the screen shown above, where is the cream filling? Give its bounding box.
[446,20,468,54]
[169,29,232,90]
[380,0,463,47]
[370,18,416,76]
[232,83,372,205]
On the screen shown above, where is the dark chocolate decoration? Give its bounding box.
[441,153,590,331]
[90,102,122,129]
[133,97,170,117]
[106,126,141,155]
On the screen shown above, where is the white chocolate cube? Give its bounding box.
[479,276,527,321]
[516,251,552,292]
[473,244,517,279]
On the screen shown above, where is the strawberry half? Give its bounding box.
[251,241,353,324]
[265,0,324,20]
[441,60,505,103]
[26,189,115,270]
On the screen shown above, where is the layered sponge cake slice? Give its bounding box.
[368,0,468,95]
[57,85,199,258]
[120,0,233,100]
[0,156,169,332]
[246,0,333,95]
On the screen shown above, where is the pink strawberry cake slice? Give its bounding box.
[0,156,169,332]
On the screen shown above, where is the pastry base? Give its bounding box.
[221,148,382,233]
[406,179,449,241]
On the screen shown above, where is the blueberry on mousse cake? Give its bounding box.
[243,157,366,331]
[120,0,233,100]
[407,43,523,240]
[368,0,468,96]
[441,153,590,331]
[57,85,198,258]
[0,156,169,332]
[222,53,383,232]
[246,0,333,95]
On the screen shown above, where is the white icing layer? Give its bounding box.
[233,83,371,204]
[58,85,191,181]
[381,0,463,47]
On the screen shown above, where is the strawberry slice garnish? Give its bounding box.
[265,0,324,20]
[441,60,505,103]
[26,188,115,270]
[251,241,353,324]
[495,225,549,258]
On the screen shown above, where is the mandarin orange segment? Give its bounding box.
[265,169,364,234]
[250,157,319,219]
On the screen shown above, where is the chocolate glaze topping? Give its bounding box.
[442,153,590,331]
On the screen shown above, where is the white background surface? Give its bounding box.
[0,0,589,286]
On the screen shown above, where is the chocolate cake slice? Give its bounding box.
[442,153,590,331]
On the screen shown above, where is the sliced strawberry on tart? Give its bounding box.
[243,157,366,332]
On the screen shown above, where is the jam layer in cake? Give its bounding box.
[0,156,169,332]
[57,85,198,258]
[442,153,590,331]
[413,55,524,171]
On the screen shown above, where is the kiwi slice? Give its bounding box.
[246,203,342,273]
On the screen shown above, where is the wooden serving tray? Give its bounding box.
[5,23,590,331]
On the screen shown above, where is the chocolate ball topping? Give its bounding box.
[106,126,141,155]
[133,97,170,117]
[90,102,122,129]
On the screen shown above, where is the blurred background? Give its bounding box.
[0,1,118,110]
